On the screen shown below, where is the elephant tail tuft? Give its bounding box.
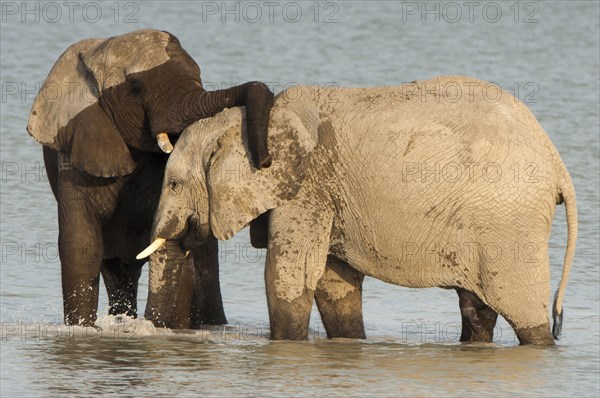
[552,290,563,339]
[552,154,577,340]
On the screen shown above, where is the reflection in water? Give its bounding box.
[8,322,571,397]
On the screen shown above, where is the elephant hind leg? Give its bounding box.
[315,256,366,339]
[101,258,143,318]
[513,323,555,345]
[457,289,498,343]
[493,294,554,345]
[480,291,554,345]
[481,271,555,345]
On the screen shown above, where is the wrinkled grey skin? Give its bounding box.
[148,76,577,344]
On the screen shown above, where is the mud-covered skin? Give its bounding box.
[250,211,366,338]
[29,29,273,326]
[149,76,576,344]
[315,256,366,339]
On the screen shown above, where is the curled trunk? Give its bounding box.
[177,82,274,169]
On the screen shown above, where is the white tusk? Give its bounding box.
[185,250,190,258]
[156,133,173,154]
[136,238,167,260]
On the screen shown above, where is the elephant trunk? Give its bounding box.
[190,238,227,326]
[145,240,190,328]
[187,82,274,169]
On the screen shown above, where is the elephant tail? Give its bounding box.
[552,156,578,339]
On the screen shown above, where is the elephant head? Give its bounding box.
[139,100,319,325]
[27,29,272,178]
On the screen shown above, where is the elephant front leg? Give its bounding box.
[315,256,366,339]
[56,159,122,326]
[101,258,143,318]
[190,238,227,327]
[265,205,333,341]
[58,207,103,326]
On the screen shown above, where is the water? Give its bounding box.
[1,1,599,396]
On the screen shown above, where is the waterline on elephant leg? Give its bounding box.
[515,323,555,346]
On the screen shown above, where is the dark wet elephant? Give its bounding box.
[27,29,273,327]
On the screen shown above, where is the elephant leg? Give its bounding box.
[265,271,314,341]
[254,212,355,340]
[457,289,498,342]
[253,210,335,338]
[56,159,121,326]
[480,252,555,346]
[265,205,332,340]
[190,238,227,327]
[57,199,103,326]
[513,323,555,346]
[315,256,366,339]
[480,293,554,345]
[100,258,143,318]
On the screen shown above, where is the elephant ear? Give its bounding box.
[205,106,318,241]
[27,38,134,177]
[67,102,135,177]
[27,38,104,149]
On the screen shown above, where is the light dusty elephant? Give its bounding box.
[27,29,273,327]
[141,76,577,344]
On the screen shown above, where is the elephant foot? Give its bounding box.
[515,323,555,346]
[62,271,101,327]
[108,302,137,319]
[457,289,498,343]
[315,256,366,339]
[60,239,103,327]
[268,291,314,341]
[64,296,99,327]
[101,258,143,319]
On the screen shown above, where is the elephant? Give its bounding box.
[26,29,274,327]
[140,76,577,345]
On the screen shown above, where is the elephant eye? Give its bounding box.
[168,178,182,193]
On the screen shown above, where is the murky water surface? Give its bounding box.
[1,1,598,396]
